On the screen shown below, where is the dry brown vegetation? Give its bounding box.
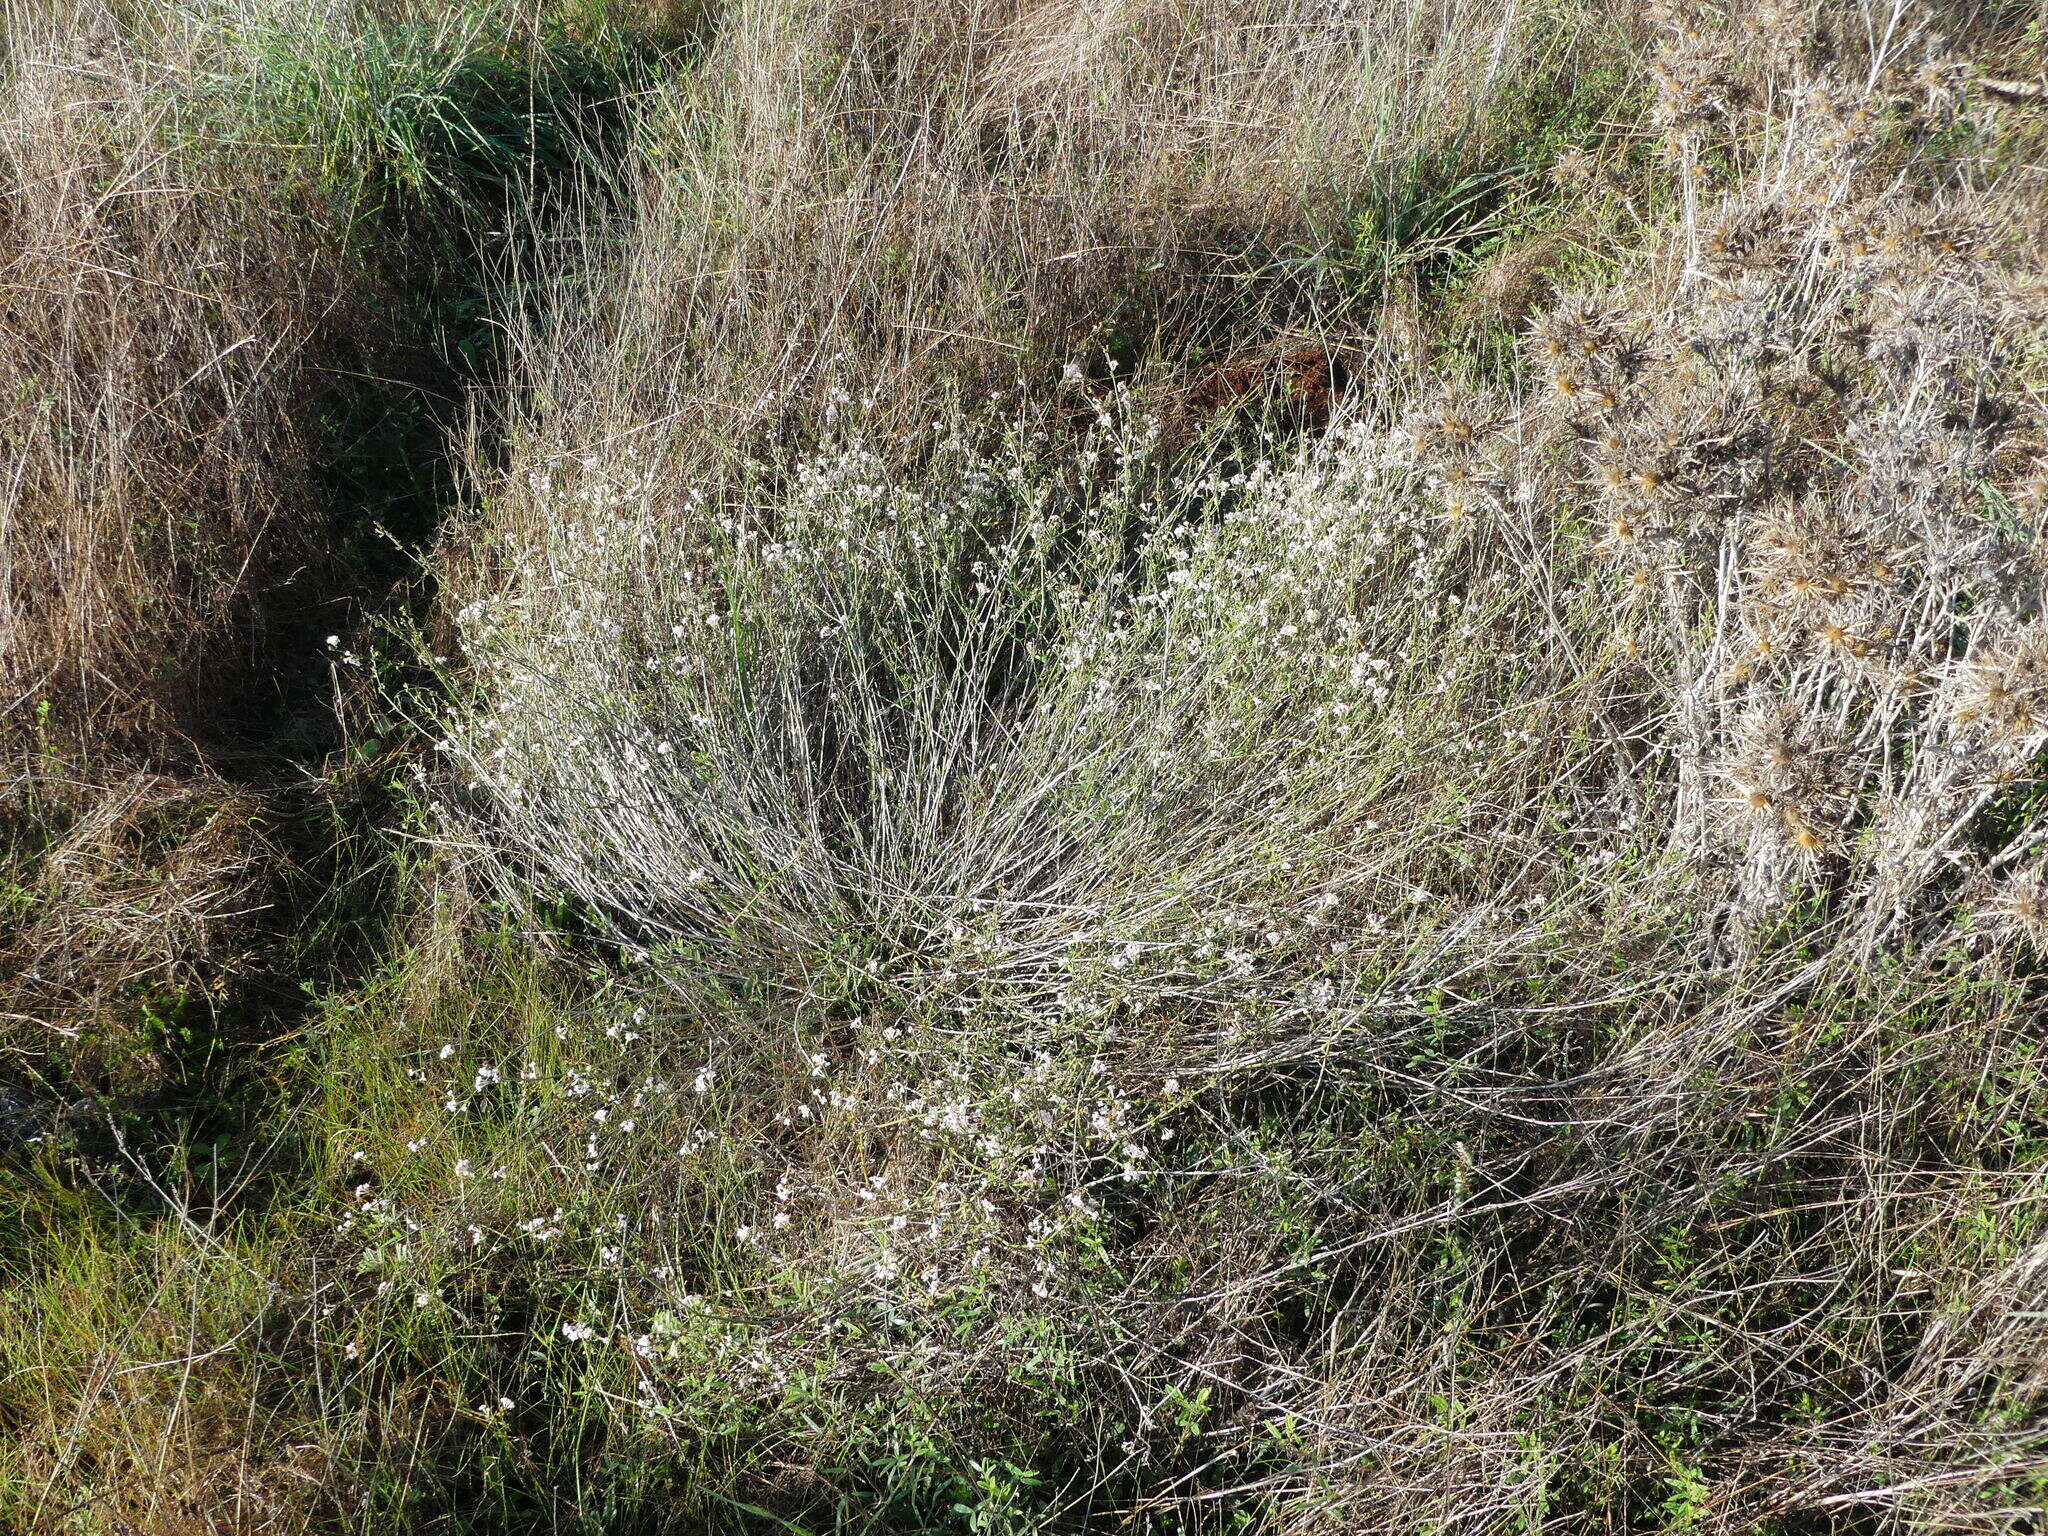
[1,2,374,759]
[6,2,2048,1534]
[468,0,1620,477]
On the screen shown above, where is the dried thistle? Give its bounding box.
[1948,624,2048,743]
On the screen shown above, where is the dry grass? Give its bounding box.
[0,0,630,764]
[0,0,383,761]
[460,0,1624,493]
[6,1,2048,1534]
[0,773,283,1089]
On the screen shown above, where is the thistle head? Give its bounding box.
[1948,624,2048,743]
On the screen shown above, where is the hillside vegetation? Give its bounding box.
[5,1,2048,1532]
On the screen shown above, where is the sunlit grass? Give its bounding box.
[5,1,2048,1532]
